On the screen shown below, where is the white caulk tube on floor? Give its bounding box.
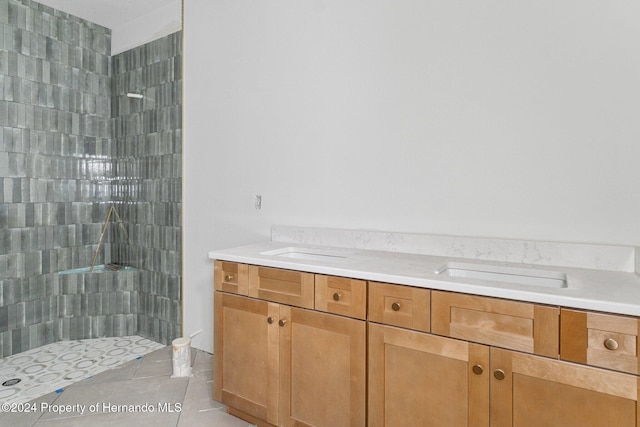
[171,337,192,378]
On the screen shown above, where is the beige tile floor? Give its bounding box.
[0,346,255,427]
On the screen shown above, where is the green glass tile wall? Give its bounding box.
[111,32,182,345]
[0,0,182,356]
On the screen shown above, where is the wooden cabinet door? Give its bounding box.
[214,292,280,425]
[490,348,640,427]
[369,323,489,427]
[280,306,366,427]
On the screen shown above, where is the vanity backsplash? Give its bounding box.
[272,225,637,273]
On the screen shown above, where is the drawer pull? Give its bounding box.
[472,365,484,375]
[333,292,342,301]
[391,302,401,312]
[267,317,275,324]
[224,273,235,282]
[494,369,505,380]
[604,338,619,351]
[279,319,287,327]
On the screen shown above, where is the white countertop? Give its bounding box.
[209,241,640,317]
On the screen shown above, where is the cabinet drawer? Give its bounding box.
[432,291,559,357]
[214,261,249,295]
[368,282,430,332]
[315,275,367,320]
[561,309,640,374]
[248,265,314,309]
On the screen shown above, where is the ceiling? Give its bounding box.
[35,0,178,29]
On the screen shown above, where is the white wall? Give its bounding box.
[184,0,640,352]
[34,0,182,55]
[111,2,182,54]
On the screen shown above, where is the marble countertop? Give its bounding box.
[209,241,640,316]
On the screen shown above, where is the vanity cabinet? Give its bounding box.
[370,317,640,427]
[370,286,640,426]
[214,262,366,427]
[214,260,640,426]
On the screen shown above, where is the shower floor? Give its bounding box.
[0,336,165,405]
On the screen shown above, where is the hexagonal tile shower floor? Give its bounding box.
[0,337,165,405]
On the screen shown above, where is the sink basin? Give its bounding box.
[260,247,347,262]
[435,262,567,288]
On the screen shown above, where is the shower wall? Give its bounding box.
[0,0,183,357]
[111,32,182,344]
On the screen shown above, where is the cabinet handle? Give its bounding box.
[267,317,275,324]
[224,273,235,282]
[604,338,619,351]
[333,292,342,301]
[493,369,505,381]
[279,319,287,327]
[472,365,484,375]
[391,302,401,312]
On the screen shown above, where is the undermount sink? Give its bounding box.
[260,247,348,262]
[435,262,567,288]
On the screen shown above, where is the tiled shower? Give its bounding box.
[0,0,182,357]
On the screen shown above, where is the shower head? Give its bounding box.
[126,93,143,99]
